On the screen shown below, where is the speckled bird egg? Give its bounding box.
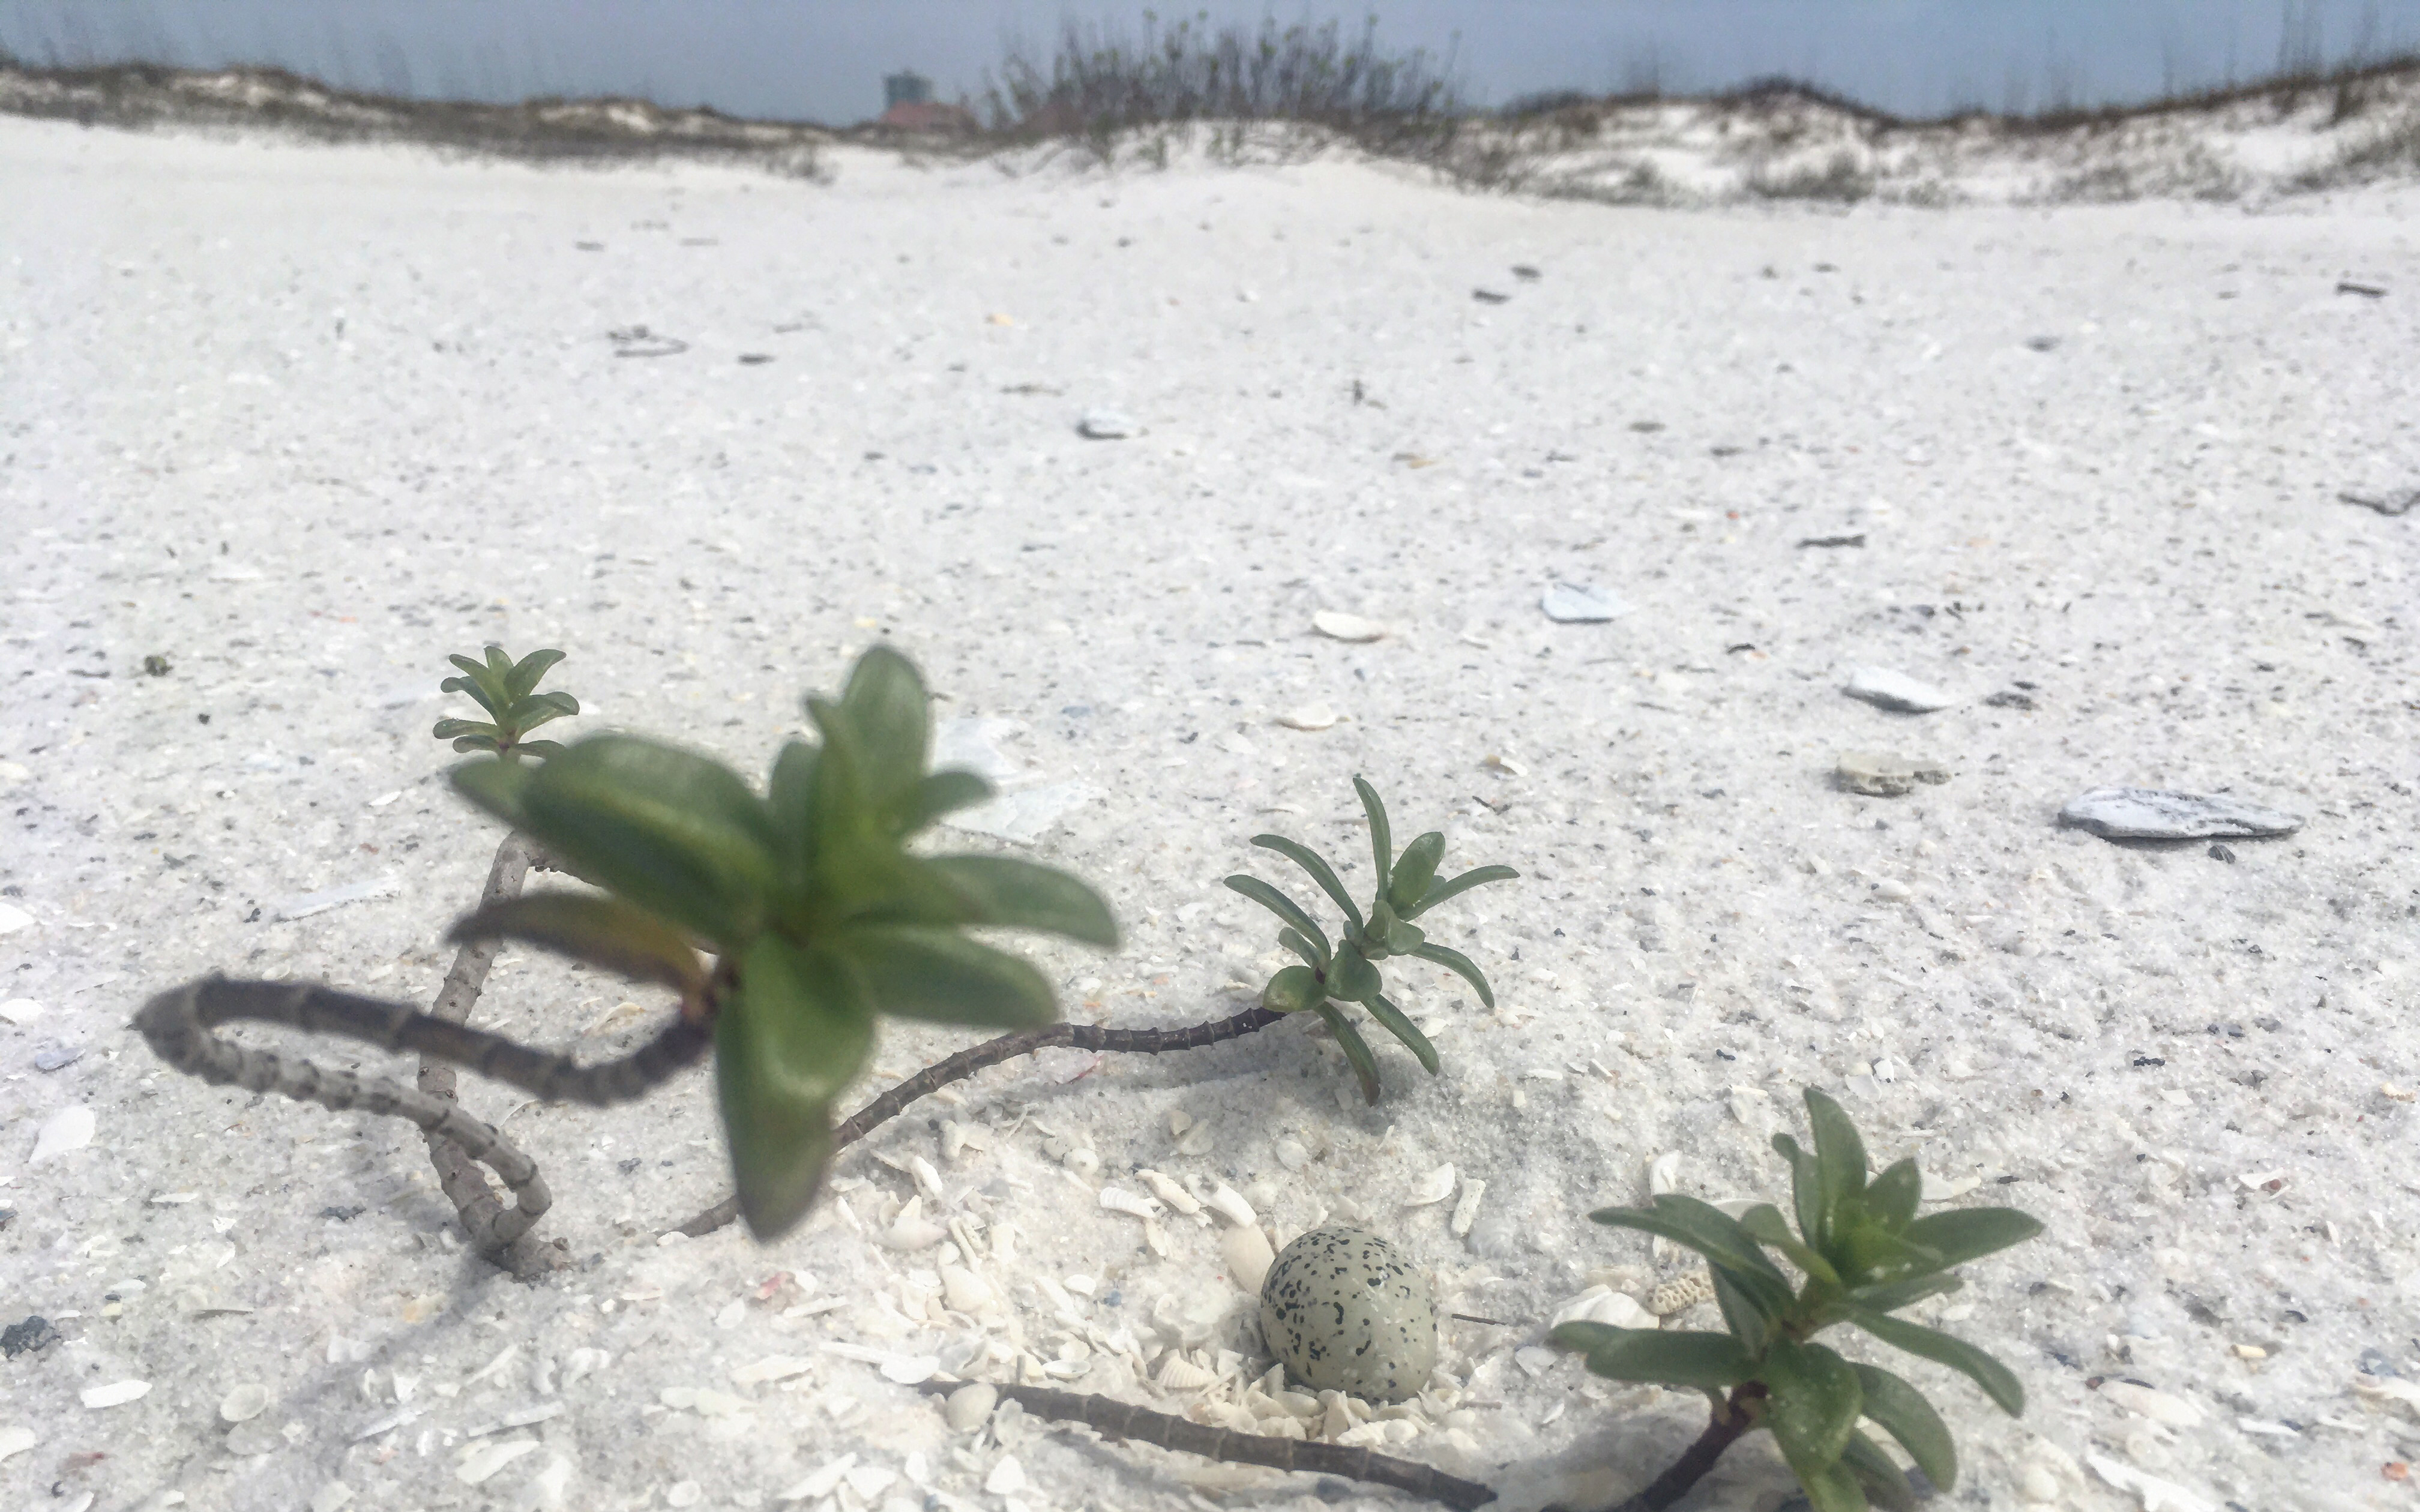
[1257,1225,1436,1402]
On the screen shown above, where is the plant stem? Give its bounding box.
[417,833,561,1273]
[1634,1384,1765,1511]
[913,1380,1495,1511]
[667,1004,1284,1238]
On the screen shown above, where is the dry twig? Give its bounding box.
[915,1380,1496,1510]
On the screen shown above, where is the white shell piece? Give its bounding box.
[1156,1354,1217,1390]
[1097,1186,1163,1220]
[1651,1272,1717,1316]
[1275,704,1341,731]
[1549,1286,1659,1331]
[31,1105,95,1164]
[778,1452,858,1503]
[880,1355,942,1385]
[1206,1184,1257,1228]
[220,1384,271,1422]
[1135,1169,1203,1216]
[1449,1178,1486,1238]
[0,1426,33,1462]
[1404,1163,1456,1207]
[729,1356,813,1388]
[879,1196,950,1251]
[909,1156,946,1201]
[80,1381,150,1409]
[455,1438,540,1486]
[1221,1224,1276,1294]
[944,1383,998,1433]
[2103,1381,2205,1427]
[2355,1374,2420,1421]
[1312,611,1385,643]
[1647,1151,1683,1196]
[984,1454,1028,1496]
[941,1265,998,1315]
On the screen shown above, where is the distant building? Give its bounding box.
[877,70,977,132]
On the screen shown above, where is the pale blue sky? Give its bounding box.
[6,2,2417,122]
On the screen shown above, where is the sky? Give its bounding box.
[5,1,2419,123]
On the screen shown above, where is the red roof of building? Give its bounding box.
[877,100,977,133]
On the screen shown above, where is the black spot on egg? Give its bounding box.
[1257,1225,1436,1402]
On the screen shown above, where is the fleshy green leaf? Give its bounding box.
[1865,1157,1923,1233]
[433,718,502,742]
[1546,1324,1751,1389]
[1406,864,1518,918]
[504,647,566,701]
[1835,1222,1947,1283]
[1352,776,1392,899]
[452,736,501,754]
[766,740,819,877]
[1408,940,1495,1009]
[894,770,993,833]
[924,854,1118,947]
[1774,1132,1827,1251]
[1251,834,1364,935]
[451,754,537,830]
[517,739,565,760]
[1849,1271,1964,1315]
[448,892,706,998]
[484,734,781,947]
[1742,1202,1843,1286]
[1790,1460,1871,1512]
[1839,1430,1917,1512]
[1314,999,1382,1103]
[1380,915,1426,955]
[1847,1309,2025,1416]
[1361,992,1439,1074]
[483,644,512,679]
[1805,1088,1870,1241]
[825,925,1058,1029]
[1898,1208,2045,1270]
[1711,1267,1770,1358]
[1762,1339,1864,1486]
[1852,1363,1957,1490]
[1386,831,1444,914]
[714,935,876,1238]
[444,662,503,718]
[1262,964,1321,1013]
[1326,942,1382,1003]
[838,645,932,818]
[1277,928,1328,970]
[1224,876,1330,960]
[1589,1199,1796,1317]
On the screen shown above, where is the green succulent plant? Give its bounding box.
[1226,777,1517,1102]
[1549,1089,2043,1512]
[433,644,580,760]
[444,646,1118,1238]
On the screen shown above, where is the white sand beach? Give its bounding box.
[2,107,2418,1512]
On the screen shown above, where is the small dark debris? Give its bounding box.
[33,1045,81,1072]
[1511,265,1541,281]
[736,353,774,365]
[2337,280,2387,298]
[574,241,604,251]
[319,1205,366,1222]
[1314,1478,1355,1502]
[2209,842,2238,863]
[1471,288,1509,304]
[2133,1056,2167,1068]
[1984,690,2035,709]
[1709,443,1743,457]
[2026,335,2061,352]
[607,325,688,358]
[1,1316,59,1357]
[2338,488,2419,517]
[2361,1346,2401,1378]
[618,1157,643,1175]
[67,668,110,679]
[197,713,211,724]
[1628,419,1665,433]
[1724,642,1757,655]
[142,655,171,676]
[1796,533,1865,549]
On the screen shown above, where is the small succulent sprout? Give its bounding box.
[433,645,579,760]
[446,646,1118,1240]
[1549,1088,2042,1512]
[1226,776,1516,1102]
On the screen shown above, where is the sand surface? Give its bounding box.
[3,115,2419,1512]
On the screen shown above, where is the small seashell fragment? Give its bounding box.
[31,1105,95,1164]
[0,1426,32,1462]
[1177,1120,1217,1157]
[1512,1347,1558,1378]
[984,1454,1028,1496]
[1650,1271,1717,1316]
[1206,1184,1257,1229]
[909,1156,946,1201]
[562,1348,610,1387]
[944,1383,998,1433]
[1449,1178,1486,1238]
[730,1356,813,1388]
[778,1452,858,1504]
[880,1355,941,1385]
[2355,1374,2420,1421]
[220,1384,271,1423]
[455,1438,540,1486]
[845,1465,898,1500]
[879,1196,950,1251]
[82,1381,150,1409]
[1221,1224,1276,1294]
[1062,1147,1101,1180]
[941,1265,998,1315]
[1312,611,1385,643]
[1098,1186,1163,1220]
[1275,704,1341,732]
[1549,1286,1657,1331]
[2098,1381,2202,1427]
[1136,1169,1202,1216]
[1404,1163,1456,1208]
[1156,1354,1217,1390]
[1647,1152,1682,1196]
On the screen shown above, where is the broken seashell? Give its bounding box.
[2102,1381,2203,1427]
[1550,1286,1658,1331]
[910,1156,946,1201]
[1312,611,1385,643]
[0,1427,32,1463]
[1221,1223,1275,1294]
[1098,1186,1163,1220]
[944,1383,998,1433]
[941,1265,997,1316]
[1404,1163,1456,1207]
[1449,1178,1486,1238]
[879,1196,950,1252]
[730,1356,813,1388]
[81,1381,151,1409]
[780,1453,858,1504]
[1650,1271,1716,1316]
[220,1384,271,1423]
[1275,704,1341,732]
[2353,1374,2420,1421]
[1156,1354,1218,1391]
[1647,1151,1682,1196]
[1206,1184,1257,1229]
[1135,1169,1203,1216]
[1063,1147,1101,1180]
[984,1455,1028,1496]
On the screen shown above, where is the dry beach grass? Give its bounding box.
[1,61,2419,1512]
